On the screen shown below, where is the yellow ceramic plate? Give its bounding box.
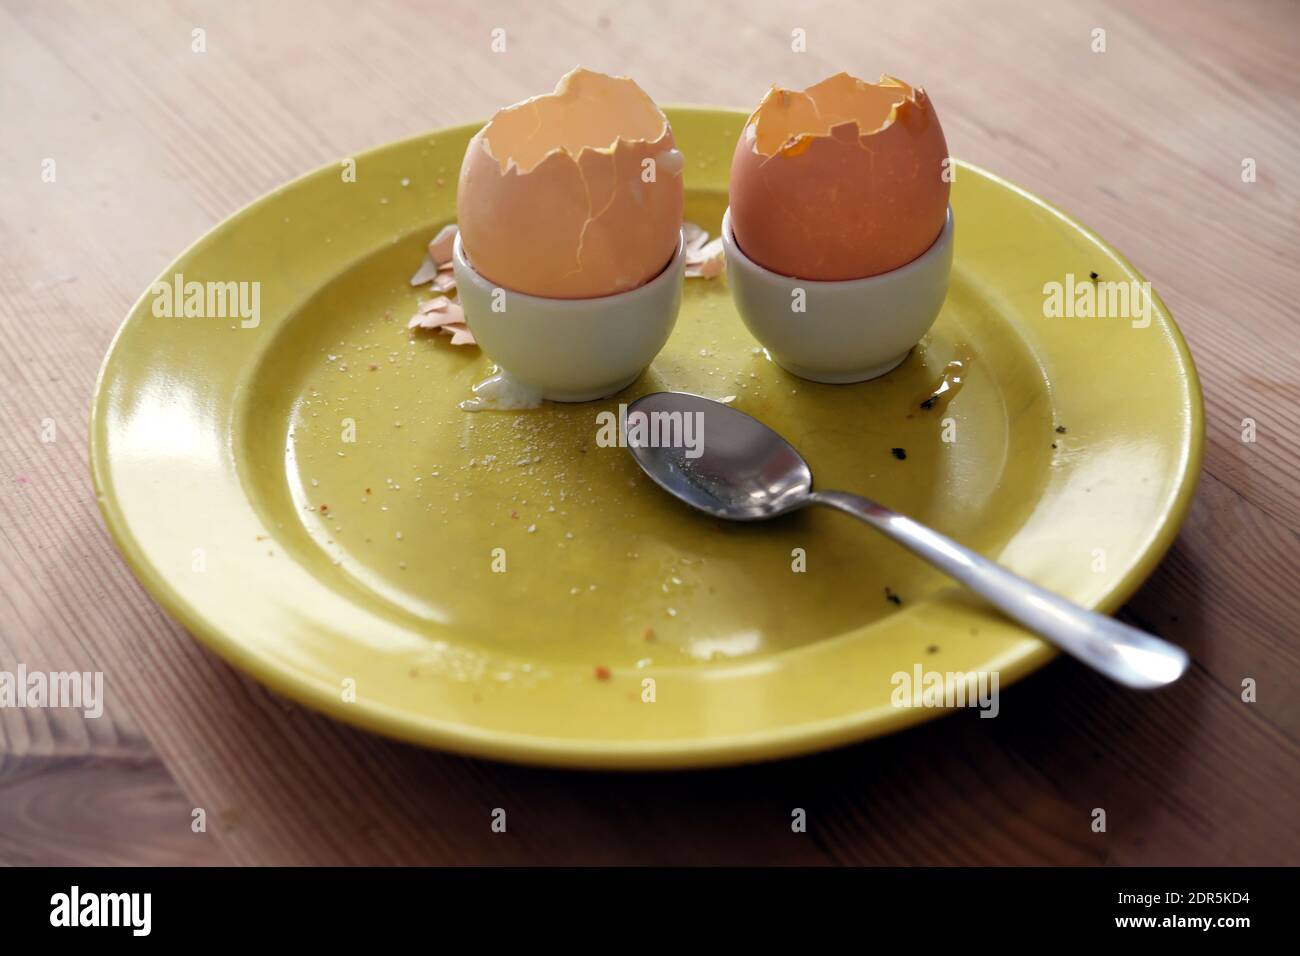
[91,109,1202,769]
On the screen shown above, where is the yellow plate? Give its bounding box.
[90,109,1203,769]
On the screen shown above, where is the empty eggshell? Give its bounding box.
[729,73,950,281]
[457,68,684,299]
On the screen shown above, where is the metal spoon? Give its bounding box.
[625,391,1188,689]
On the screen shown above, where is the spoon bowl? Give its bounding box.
[627,391,812,520]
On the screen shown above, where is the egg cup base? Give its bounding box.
[531,370,642,404]
[772,349,911,384]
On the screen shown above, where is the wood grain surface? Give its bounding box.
[1,0,1297,865]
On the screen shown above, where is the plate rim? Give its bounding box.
[89,108,1205,769]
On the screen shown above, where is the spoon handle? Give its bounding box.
[809,490,1189,689]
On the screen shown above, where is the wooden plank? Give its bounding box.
[0,753,232,866]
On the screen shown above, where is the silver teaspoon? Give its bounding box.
[625,391,1188,690]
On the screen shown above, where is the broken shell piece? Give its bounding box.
[409,255,440,286]
[683,227,725,279]
[686,259,724,279]
[409,297,461,327]
[411,224,460,287]
[683,221,709,258]
[418,295,452,313]
[428,224,458,266]
[444,323,476,346]
[408,298,478,346]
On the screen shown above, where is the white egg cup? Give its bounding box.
[721,206,954,383]
[453,232,684,402]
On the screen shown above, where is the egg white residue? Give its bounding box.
[459,366,544,412]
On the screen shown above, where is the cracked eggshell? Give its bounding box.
[457,68,684,299]
[729,73,950,281]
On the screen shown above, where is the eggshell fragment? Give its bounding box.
[729,73,950,280]
[681,221,725,279]
[409,256,440,287]
[411,224,460,288]
[683,221,709,258]
[686,236,725,278]
[408,296,457,325]
[457,68,684,299]
[428,225,458,264]
[407,297,476,346]
[445,324,476,346]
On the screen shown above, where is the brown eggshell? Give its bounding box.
[457,68,684,299]
[729,73,950,281]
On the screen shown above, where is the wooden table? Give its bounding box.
[2,0,1297,866]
